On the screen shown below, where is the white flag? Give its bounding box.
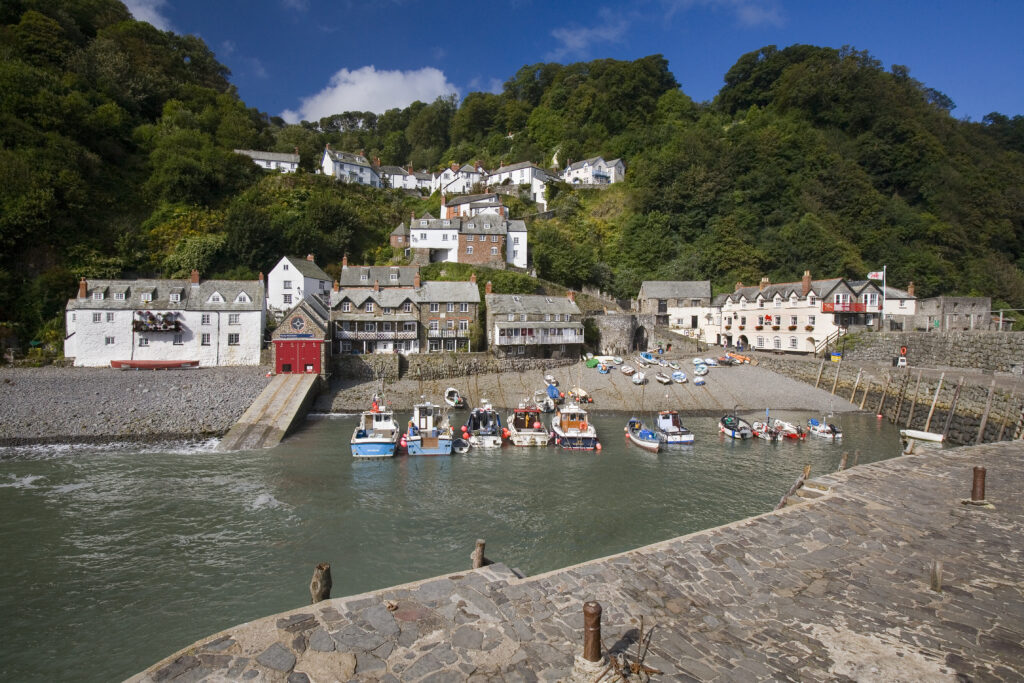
[867,271,884,280]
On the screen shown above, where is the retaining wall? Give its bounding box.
[332,353,579,383]
[839,331,1024,373]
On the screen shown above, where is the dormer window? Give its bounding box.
[235,292,250,303]
[92,292,104,301]
[209,293,223,303]
[443,220,450,226]
[365,302,374,312]
[360,273,368,281]
[140,292,152,302]
[484,223,491,229]
[809,295,816,306]
[390,272,398,281]
[342,302,351,312]
[420,220,427,226]
[114,293,126,301]
[169,293,180,302]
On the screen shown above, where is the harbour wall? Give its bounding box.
[838,330,1024,373]
[333,353,577,383]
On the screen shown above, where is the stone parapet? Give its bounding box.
[837,330,1024,373]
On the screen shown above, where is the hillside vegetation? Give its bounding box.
[2,2,1023,349]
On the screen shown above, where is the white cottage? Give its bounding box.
[267,254,332,315]
[65,271,266,367]
[320,146,381,187]
[561,157,625,185]
[487,162,556,209]
[234,149,300,173]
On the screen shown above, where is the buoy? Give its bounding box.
[560,392,565,398]
[533,421,542,429]
[596,442,602,450]
[502,428,510,439]
[555,437,561,445]
[877,414,883,419]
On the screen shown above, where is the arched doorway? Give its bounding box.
[737,335,749,352]
[632,326,649,352]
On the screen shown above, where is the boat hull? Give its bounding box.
[553,433,599,450]
[900,429,943,442]
[351,439,397,458]
[626,432,660,452]
[508,430,550,447]
[468,434,503,449]
[405,437,454,456]
[660,432,694,445]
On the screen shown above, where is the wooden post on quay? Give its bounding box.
[472,538,488,569]
[929,560,943,592]
[838,452,849,471]
[972,466,986,502]
[814,356,826,389]
[583,601,602,662]
[775,465,812,510]
[830,353,843,395]
[310,562,332,604]
[906,370,923,428]
[893,372,910,425]
[942,377,965,440]
[976,379,997,444]
[997,391,1016,441]
[859,380,871,410]
[876,374,891,417]
[852,450,860,467]
[850,369,862,402]
[924,372,946,432]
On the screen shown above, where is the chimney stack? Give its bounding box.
[451,162,459,172]
[407,164,413,174]
[907,282,915,297]
[759,276,770,292]
[375,156,381,167]
[413,271,421,288]
[307,253,315,262]
[801,270,812,296]
[485,281,492,295]
[470,273,476,284]
[294,147,299,156]
[77,277,87,299]
[342,254,348,268]
[258,272,264,282]
[325,142,330,150]
[735,281,743,292]
[333,280,339,292]
[374,279,380,292]
[190,269,200,285]
[567,290,575,303]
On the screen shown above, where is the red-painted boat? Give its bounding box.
[110,360,200,370]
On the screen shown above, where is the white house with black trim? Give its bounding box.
[561,157,625,185]
[267,254,332,316]
[320,146,381,187]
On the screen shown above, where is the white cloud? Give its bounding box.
[123,0,174,31]
[282,66,459,123]
[548,8,629,60]
[664,0,783,27]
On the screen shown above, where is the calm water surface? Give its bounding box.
[0,410,903,681]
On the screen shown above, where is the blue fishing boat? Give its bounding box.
[350,395,400,458]
[403,402,454,456]
[552,403,600,451]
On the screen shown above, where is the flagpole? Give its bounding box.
[882,265,886,328]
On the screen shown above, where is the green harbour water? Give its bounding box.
[0,410,903,681]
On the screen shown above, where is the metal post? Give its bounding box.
[583,601,602,662]
[972,466,986,502]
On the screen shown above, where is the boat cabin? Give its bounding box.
[558,407,589,433]
[359,409,395,436]
[511,407,543,431]
[657,410,682,432]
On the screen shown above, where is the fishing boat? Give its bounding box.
[751,420,781,442]
[402,402,454,456]
[655,410,694,445]
[640,351,656,363]
[632,371,647,385]
[633,356,649,369]
[772,419,807,439]
[808,418,842,439]
[350,395,400,457]
[443,387,467,409]
[657,358,669,367]
[551,403,600,451]
[655,372,672,385]
[620,364,636,376]
[507,402,551,446]
[533,389,556,413]
[612,356,624,365]
[568,387,593,404]
[692,357,704,365]
[693,363,709,376]
[624,417,660,453]
[461,399,504,448]
[671,371,687,384]
[720,414,753,439]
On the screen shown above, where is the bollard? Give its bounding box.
[929,560,943,592]
[971,467,986,502]
[583,601,602,662]
[310,562,332,604]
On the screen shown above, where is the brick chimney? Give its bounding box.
[759,276,770,292]
[801,270,812,296]
[333,280,339,292]
[294,147,299,156]
[407,164,413,174]
[325,142,330,150]
[306,253,315,262]
[77,277,87,299]
[374,156,381,167]
[567,290,575,302]
[190,269,200,285]
[410,211,415,224]
[907,281,915,297]
[735,281,743,292]
[258,272,264,282]
[485,281,492,295]
[414,271,421,288]
[374,279,380,292]
[470,273,476,284]
[342,254,348,268]
[451,162,459,171]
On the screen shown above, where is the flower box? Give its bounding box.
[754,325,763,330]
[788,325,797,331]
[738,325,745,330]
[805,325,814,331]
[725,325,732,330]
[772,325,780,330]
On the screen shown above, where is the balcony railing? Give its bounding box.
[427,329,470,338]
[821,302,880,313]
[336,329,417,341]
[133,320,181,333]
[496,333,582,346]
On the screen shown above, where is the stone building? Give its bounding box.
[271,295,331,378]
[484,286,583,359]
[912,296,993,332]
[636,281,711,328]
[390,211,527,269]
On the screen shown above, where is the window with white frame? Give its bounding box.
[104,336,115,345]
[283,264,289,270]
[228,313,240,325]
[382,322,392,331]
[507,314,515,321]
[429,320,439,331]
[210,294,222,302]
[467,246,474,254]
[202,314,210,325]
[513,237,519,244]
[92,313,101,323]
[789,336,798,349]
[283,294,292,305]
[442,233,448,241]
[138,337,149,347]
[790,316,797,326]
[201,333,211,346]
[774,337,782,349]
[342,302,351,312]
[467,234,474,241]
[389,272,398,281]
[459,319,468,331]
[403,322,416,332]
[106,312,114,322]
[491,235,498,242]
[460,303,468,313]
[365,302,374,312]
[382,307,391,314]
[360,274,368,281]
[403,302,411,313]
[809,295,817,306]
[808,315,816,325]
[283,280,292,289]
[430,303,439,313]
[228,333,239,345]
[364,322,375,332]
[93,292,103,301]
[114,292,126,301]
[490,247,498,255]
[446,319,455,330]
[517,345,525,355]
[774,297,782,307]
[447,303,454,312]
[169,293,180,302]
[756,336,764,348]
[520,314,527,322]
[140,292,152,302]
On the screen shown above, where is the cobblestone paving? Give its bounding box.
[132,441,1024,682]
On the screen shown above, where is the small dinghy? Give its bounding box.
[808,418,842,439]
[720,414,753,439]
[671,371,687,384]
[655,372,672,385]
[632,371,647,385]
[444,387,467,409]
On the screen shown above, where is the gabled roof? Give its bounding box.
[272,296,330,340]
[493,161,541,174]
[638,281,711,301]
[378,165,410,176]
[324,149,372,168]
[418,281,480,302]
[67,278,264,312]
[714,278,843,306]
[485,294,580,316]
[332,288,416,309]
[339,266,419,288]
[235,149,300,164]
[282,256,331,281]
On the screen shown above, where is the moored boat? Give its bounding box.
[655,372,672,385]
[900,428,943,442]
[544,374,559,387]
[533,389,556,413]
[568,387,593,404]
[632,371,647,385]
[351,395,400,457]
[752,420,781,442]
[551,403,600,450]
[624,417,660,452]
[620,364,636,376]
[403,402,454,456]
[444,387,467,409]
[694,376,706,386]
[808,418,843,439]
[720,414,753,439]
[772,419,807,439]
[507,402,551,446]
[671,371,687,384]
[655,410,694,445]
[461,399,504,449]
[546,382,564,405]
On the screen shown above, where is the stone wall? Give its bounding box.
[587,313,703,356]
[333,354,400,382]
[402,352,577,381]
[756,356,1024,447]
[838,331,1024,373]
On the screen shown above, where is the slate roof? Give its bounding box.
[284,256,331,281]
[378,165,410,176]
[235,149,300,164]
[419,281,480,302]
[638,281,711,301]
[712,278,848,306]
[445,193,500,207]
[338,266,420,288]
[328,280,479,310]
[564,156,624,172]
[67,278,264,312]
[485,294,580,316]
[325,150,372,167]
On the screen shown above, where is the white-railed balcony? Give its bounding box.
[427,329,470,339]
[496,332,582,346]
[336,329,417,341]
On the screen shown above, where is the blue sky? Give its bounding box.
[125,0,1023,124]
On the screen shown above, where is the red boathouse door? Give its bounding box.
[274,340,322,374]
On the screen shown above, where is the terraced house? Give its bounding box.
[390,208,528,269]
[484,287,583,359]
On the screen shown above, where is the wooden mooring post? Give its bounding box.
[876,374,892,417]
[906,370,923,428]
[583,601,602,662]
[775,465,812,510]
[471,538,488,569]
[850,369,862,403]
[814,356,826,389]
[976,379,998,444]
[941,377,965,440]
[924,372,946,432]
[859,380,871,410]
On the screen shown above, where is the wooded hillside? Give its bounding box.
[2,2,1022,349]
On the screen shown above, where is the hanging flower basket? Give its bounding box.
[805,325,814,331]
[772,325,781,330]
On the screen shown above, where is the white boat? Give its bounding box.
[551,403,599,450]
[568,387,593,404]
[692,357,704,365]
[461,399,504,448]
[633,356,649,368]
[752,420,781,442]
[533,390,556,413]
[703,358,719,366]
[632,371,647,385]
[693,364,709,376]
[625,417,661,453]
[720,414,753,439]
[351,396,400,457]
[655,372,672,385]
[667,361,680,370]
[655,410,694,444]
[403,402,454,456]
[808,418,842,439]
[443,387,467,409]
[671,371,687,384]
[900,429,944,442]
[694,376,706,386]
[507,402,551,446]
[544,374,558,387]
[620,364,636,376]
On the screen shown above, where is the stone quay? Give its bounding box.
[132,441,1024,681]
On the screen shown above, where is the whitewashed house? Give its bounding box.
[377,165,421,191]
[440,193,506,219]
[234,149,300,173]
[65,271,266,367]
[320,146,381,187]
[267,255,332,316]
[561,157,625,185]
[487,161,556,209]
[431,162,488,195]
[390,210,527,269]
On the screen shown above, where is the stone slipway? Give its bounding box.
[132,441,1024,682]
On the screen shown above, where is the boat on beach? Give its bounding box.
[461,399,504,449]
[655,410,694,445]
[351,395,400,457]
[544,374,559,387]
[403,402,454,456]
[625,417,661,452]
[671,371,687,384]
[720,414,753,439]
[551,403,600,450]
[533,389,556,413]
[655,372,672,385]
[568,387,593,404]
[620,364,636,376]
[632,371,647,385]
[507,402,551,446]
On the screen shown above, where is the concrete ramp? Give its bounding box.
[218,374,320,451]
